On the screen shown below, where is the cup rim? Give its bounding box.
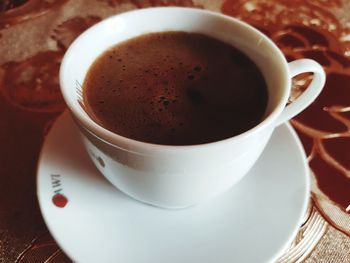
[60,7,290,151]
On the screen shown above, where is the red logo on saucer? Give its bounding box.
[51,174,68,208]
[52,193,68,208]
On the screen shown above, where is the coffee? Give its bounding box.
[82,31,268,145]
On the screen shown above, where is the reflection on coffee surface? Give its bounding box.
[83,31,268,145]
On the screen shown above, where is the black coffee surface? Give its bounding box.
[83,32,268,145]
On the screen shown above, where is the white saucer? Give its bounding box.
[37,112,309,263]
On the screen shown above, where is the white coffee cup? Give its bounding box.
[60,7,325,209]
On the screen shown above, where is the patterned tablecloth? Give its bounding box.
[0,0,349,262]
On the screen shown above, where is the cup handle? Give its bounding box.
[275,58,326,126]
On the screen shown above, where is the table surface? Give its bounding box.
[0,0,349,262]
